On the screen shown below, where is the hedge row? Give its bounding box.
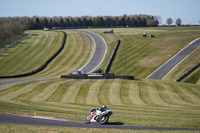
[0,31,66,79]
[104,39,120,73]
[176,62,200,82]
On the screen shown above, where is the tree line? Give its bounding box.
[28,14,158,29]
[166,18,182,26]
[0,14,158,43]
[0,17,27,44]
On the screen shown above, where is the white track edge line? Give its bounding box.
[146,38,200,79]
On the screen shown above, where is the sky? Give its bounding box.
[0,0,199,25]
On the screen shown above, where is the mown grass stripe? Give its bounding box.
[34,31,67,77]
[148,81,171,106]
[15,83,50,102]
[180,87,200,104]
[62,85,79,103]
[129,81,145,105]
[174,85,199,104]
[0,83,30,97]
[108,79,123,105]
[75,82,91,104]
[152,82,177,105]
[120,80,132,105]
[165,83,191,105]
[86,80,105,105]
[1,83,40,101]
[31,82,63,102]
[162,83,188,105]
[0,31,61,76]
[45,31,80,77]
[62,80,84,104]
[46,82,72,102]
[138,81,152,105]
[98,80,112,105]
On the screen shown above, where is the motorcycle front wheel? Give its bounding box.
[85,116,90,124]
[98,116,109,124]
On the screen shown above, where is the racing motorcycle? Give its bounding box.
[85,108,113,124]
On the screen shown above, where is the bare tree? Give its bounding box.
[166,18,173,26]
[176,18,182,26]
[154,16,162,25]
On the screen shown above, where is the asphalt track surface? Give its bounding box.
[69,30,107,74]
[0,114,199,131]
[0,78,47,86]
[147,38,200,80]
[0,33,32,53]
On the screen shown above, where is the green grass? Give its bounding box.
[2,124,200,133]
[85,27,200,79]
[183,67,200,84]
[0,31,62,76]
[1,27,200,132]
[0,30,94,78]
[165,46,200,84]
[0,79,200,129]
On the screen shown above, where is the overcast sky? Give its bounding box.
[0,0,199,25]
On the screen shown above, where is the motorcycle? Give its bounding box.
[85,108,113,124]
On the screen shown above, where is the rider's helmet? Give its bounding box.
[102,105,107,108]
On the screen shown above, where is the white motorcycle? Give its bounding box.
[85,108,113,124]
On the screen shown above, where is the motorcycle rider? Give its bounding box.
[91,105,108,112]
[101,105,108,111]
[90,105,108,119]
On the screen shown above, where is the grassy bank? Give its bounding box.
[165,46,200,84]
[0,30,94,78]
[0,79,200,129]
[1,27,200,132]
[85,27,200,79]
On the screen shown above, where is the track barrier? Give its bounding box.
[176,62,200,82]
[60,73,134,80]
[104,39,120,73]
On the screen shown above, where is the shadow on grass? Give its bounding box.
[106,122,124,125]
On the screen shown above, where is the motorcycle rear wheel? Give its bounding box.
[98,116,109,124]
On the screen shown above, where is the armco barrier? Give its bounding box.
[60,73,134,80]
[104,39,120,73]
[176,62,200,82]
[0,31,67,79]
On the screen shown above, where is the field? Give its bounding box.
[0,27,200,132]
[85,27,200,80]
[0,79,200,129]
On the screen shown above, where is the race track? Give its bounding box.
[0,30,107,86]
[70,30,107,74]
[147,38,200,80]
[0,114,199,131]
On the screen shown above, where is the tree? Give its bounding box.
[166,18,173,26]
[154,16,162,25]
[176,18,182,26]
[147,19,158,27]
